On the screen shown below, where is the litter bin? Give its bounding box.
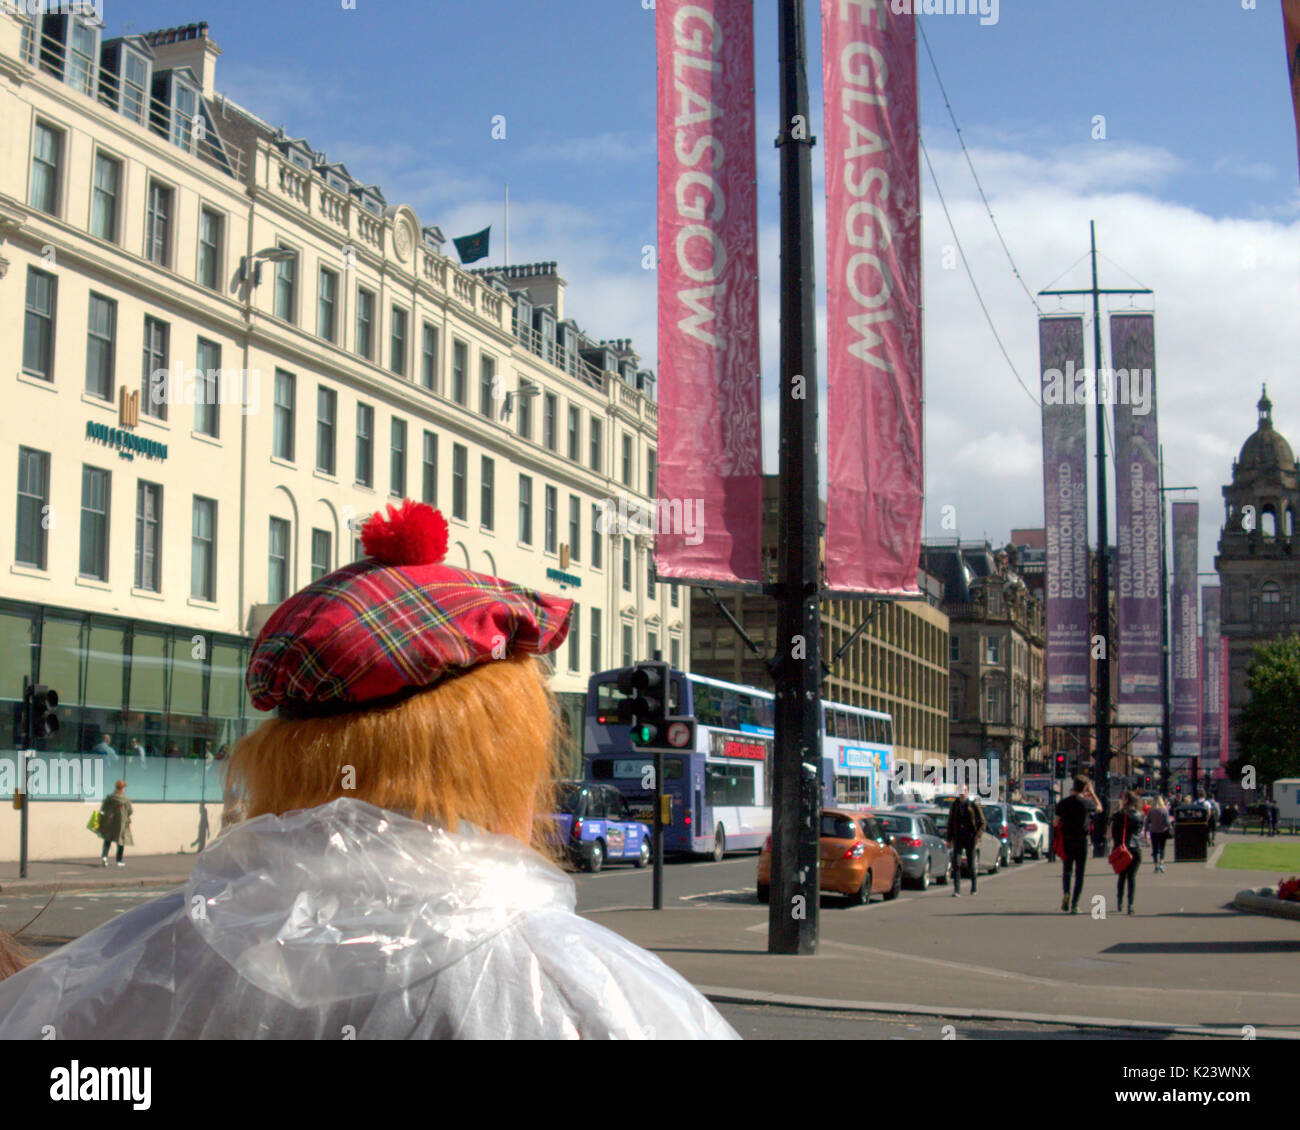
[1173,803,1209,861]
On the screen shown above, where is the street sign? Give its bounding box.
[666,721,692,749]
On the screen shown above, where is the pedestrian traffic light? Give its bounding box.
[616,661,669,748]
[24,683,59,743]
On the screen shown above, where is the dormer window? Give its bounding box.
[360,194,381,216]
[325,172,349,195]
[171,78,199,151]
[286,145,312,171]
[67,17,100,95]
[119,48,151,124]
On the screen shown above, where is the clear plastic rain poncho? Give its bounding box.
[0,798,738,1039]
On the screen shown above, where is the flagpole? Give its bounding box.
[505,183,509,267]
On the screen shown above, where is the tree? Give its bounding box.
[1234,634,1300,786]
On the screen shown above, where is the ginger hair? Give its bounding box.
[226,654,560,849]
[0,930,31,981]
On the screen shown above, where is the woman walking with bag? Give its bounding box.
[1143,795,1172,872]
[98,780,133,867]
[1110,791,1143,915]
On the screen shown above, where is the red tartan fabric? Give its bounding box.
[247,560,573,713]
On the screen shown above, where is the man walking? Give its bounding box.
[1054,775,1100,913]
[947,785,985,897]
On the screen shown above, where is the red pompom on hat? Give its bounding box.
[247,500,573,716]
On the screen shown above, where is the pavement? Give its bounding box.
[3,832,1298,1039]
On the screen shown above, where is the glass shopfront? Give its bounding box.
[0,599,254,802]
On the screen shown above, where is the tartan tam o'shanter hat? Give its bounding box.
[247,500,574,716]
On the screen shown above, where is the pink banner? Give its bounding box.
[823,1,922,594]
[1286,0,1300,183]
[655,0,761,584]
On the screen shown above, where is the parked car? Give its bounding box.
[981,802,1027,865]
[1012,804,1051,858]
[920,806,1002,876]
[875,809,950,889]
[757,809,902,906]
[550,781,651,872]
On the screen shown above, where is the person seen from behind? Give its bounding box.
[98,780,132,867]
[946,785,985,897]
[1143,795,1171,873]
[1110,791,1143,915]
[1054,775,1099,914]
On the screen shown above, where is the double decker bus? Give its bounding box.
[584,669,894,859]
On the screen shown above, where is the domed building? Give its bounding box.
[1216,388,1300,760]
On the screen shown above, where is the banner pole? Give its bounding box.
[768,0,822,956]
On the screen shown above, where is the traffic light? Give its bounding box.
[1055,753,1066,779]
[616,661,668,748]
[24,683,59,743]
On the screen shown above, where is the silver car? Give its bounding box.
[920,806,1003,876]
[876,810,950,889]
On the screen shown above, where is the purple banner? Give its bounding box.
[1040,318,1091,725]
[1201,586,1222,769]
[1111,315,1162,726]
[1171,501,1200,758]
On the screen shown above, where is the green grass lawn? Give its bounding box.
[1216,842,1300,873]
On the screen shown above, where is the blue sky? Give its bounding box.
[107,0,1300,577]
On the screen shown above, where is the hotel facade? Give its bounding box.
[0,14,678,857]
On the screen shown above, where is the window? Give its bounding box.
[622,623,634,667]
[671,583,679,609]
[268,517,290,604]
[590,608,603,673]
[191,496,216,601]
[15,448,50,569]
[950,685,963,721]
[422,431,438,505]
[146,181,172,266]
[421,323,439,390]
[519,475,533,545]
[85,293,116,400]
[390,306,408,376]
[567,406,581,461]
[316,387,337,475]
[569,496,581,563]
[120,49,149,124]
[479,355,495,418]
[950,635,960,663]
[170,79,199,152]
[1262,583,1282,624]
[91,153,121,242]
[589,418,603,472]
[544,393,558,450]
[311,528,331,581]
[622,538,632,592]
[22,268,56,380]
[670,638,680,669]
[480,456,494,529]
[67,18,99,94]
[198,207,222,289]
[568,606,581,673]
[317,268,338,342]
[517,384,533,439]
[545,486,558,554]
[985,635,1001,664]
[135,482,162,591]
[273,370,295,461]
[142,317,168,419]
[452,444,468,521]
[391,419,407,497]
[647,555,656,600]
[274,247,296,322]
[647,449,657,498]
[452,340,467,404]
[29,122,61,215]
[591,504,604,569]
[73,464,114,581]
[984,680,1004,724]
[622,433,634,487]
[647,631,659,662]
[355,403,374,487]
[194,338,221,438]
[355,288,374,359]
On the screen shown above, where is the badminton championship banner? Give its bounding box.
[1171,502,1201,759]
[655,0,762,584]
[1111,314,1162,726]
[1040,317,1091,726]
[1201,586,1222,771]
[822,1,922,594]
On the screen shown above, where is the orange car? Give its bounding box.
[756,809,902,906]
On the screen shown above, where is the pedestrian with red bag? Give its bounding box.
[1110,791,1143,915]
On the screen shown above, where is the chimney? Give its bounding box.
[143,22,222,100]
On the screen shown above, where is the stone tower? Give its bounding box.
[1216,388,1300,760]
